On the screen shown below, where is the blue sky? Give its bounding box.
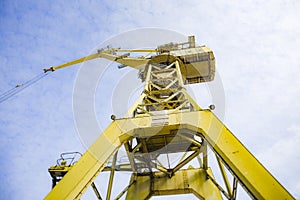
[0,0,299,199]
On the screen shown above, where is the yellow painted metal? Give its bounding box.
[135,60,191,115]
[91,182,102,200]
[125,168,222,199]
[48,163,72,178]
[48,161,73,188]
[97,50,148,70]
[44,122,126,200]
[128,110,295,199]
[44,36,294,200]
[44,53,99,72]
[45,109,295,199]
[216,156,232,196]
[106,151,118,200]
[169,46,215,84]
[109,48,157,53]
[43,50,148,72]
[44,36,215,84]
[171,110,294,199]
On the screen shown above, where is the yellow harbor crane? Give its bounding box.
[44,36,295,200]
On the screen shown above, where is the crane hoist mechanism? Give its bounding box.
[45,36,295,200]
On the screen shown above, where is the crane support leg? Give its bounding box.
[44,122,129,200]
[180,110,294,200]
[45,110,294,200]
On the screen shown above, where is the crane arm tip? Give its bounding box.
[43,67,55,73]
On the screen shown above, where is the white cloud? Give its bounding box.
[257,125,300,198]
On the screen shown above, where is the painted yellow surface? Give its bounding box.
[44,36,294,200]
[45,110,294,200]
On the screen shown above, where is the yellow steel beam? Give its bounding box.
[43,50,149,73]
[202,140,208,170]
[44,115,153,199]
[110,48,157,53]
[169,110,295,200]
[115,178,137,200]
[98,51,148,69]
[216,156,232,196]
[45,109,295,200]
[127,110,294,199]
[171,149,200,175]
[91,182,102,200]
[125,168,222,199]
[106,151,118,200]
[44,122,127,200]
[44,53,99,72]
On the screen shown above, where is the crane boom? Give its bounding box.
[43,48,155,73]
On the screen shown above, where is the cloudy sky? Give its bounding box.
[0,0,299,199]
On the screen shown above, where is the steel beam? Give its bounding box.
[125,168,222,199]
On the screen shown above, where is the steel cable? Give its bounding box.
[0,72,51,104]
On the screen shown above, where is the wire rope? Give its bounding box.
[0,71,51,104]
